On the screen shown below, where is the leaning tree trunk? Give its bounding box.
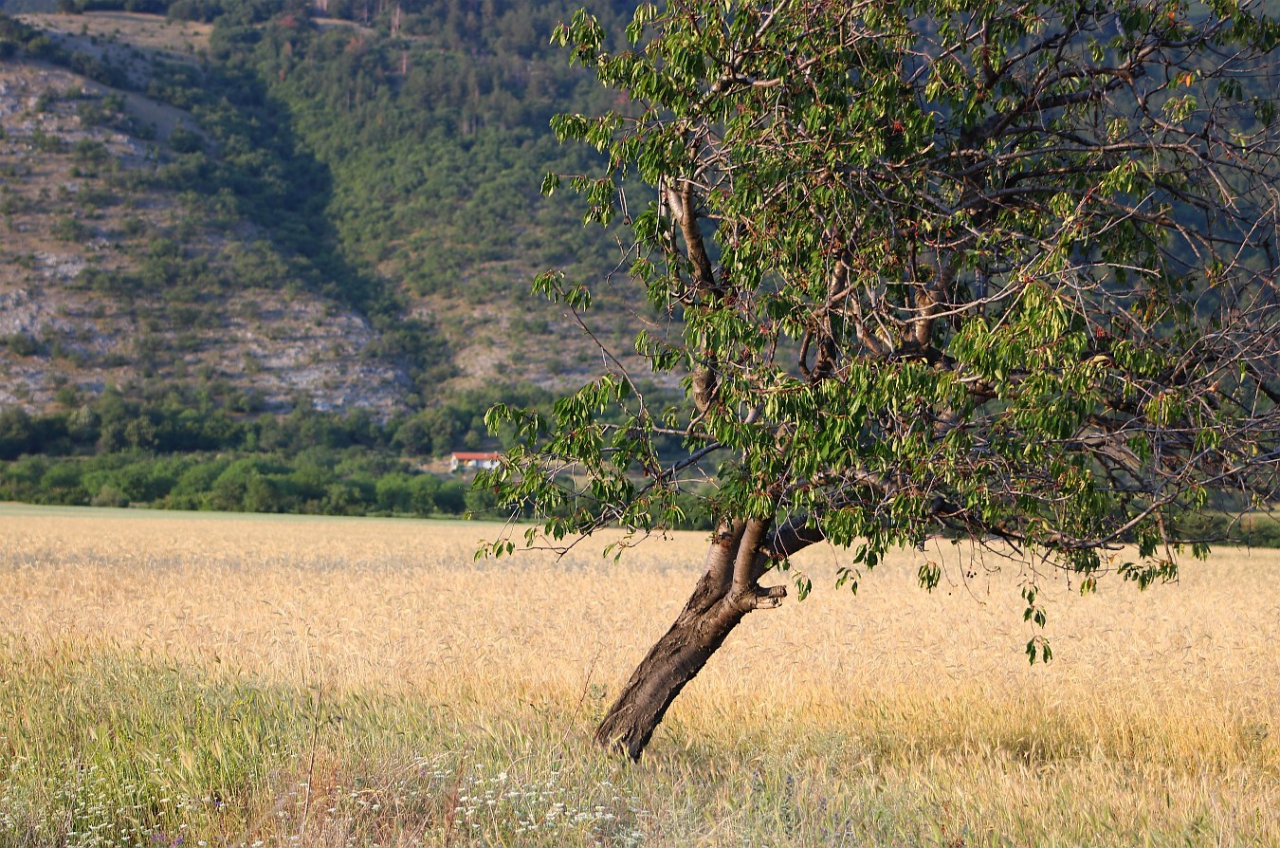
[594,518,786,760]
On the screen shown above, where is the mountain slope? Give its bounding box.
[1,42,416,415]
[2,0,659,423]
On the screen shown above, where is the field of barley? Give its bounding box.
[1,503,1278,847]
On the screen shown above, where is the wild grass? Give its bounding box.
[1,503,1278,846]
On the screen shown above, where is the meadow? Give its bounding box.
[1,504,1278,847]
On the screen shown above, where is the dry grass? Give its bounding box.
[1,503,1278,846]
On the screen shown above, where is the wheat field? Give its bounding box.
[1,503,1278,847]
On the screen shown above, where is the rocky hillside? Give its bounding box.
[1,21,414,416]
[1,2,665,424]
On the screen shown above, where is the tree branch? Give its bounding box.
[665,179,719,296]
[730,517,772,606]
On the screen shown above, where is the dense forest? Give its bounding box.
[230,0,634,299]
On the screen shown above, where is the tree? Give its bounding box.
[482,0,1280,760]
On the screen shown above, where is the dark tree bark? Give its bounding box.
[594,518,788,760]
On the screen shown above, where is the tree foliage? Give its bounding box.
[484,0,1280,757]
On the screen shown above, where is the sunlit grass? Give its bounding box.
[2,504,1278,846]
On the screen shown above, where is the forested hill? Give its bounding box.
[3,0,642,405]
[246,0,631,296]
[0,0,678,515]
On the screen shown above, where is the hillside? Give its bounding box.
[0,2,696,517]
[0,57,415,416]
[1,0,659,423]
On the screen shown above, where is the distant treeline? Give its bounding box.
[0,383,527,516]
[1171,513,1280,550]
[0,382,548,462]
[0,381,718,525]
[1,448,478,515]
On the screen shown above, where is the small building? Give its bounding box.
[450,451,502,472]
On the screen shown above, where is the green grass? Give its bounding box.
[0,641,650,848]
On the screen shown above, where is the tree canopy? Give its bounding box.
[483,0,1280,759]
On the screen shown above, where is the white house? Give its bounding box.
[450,451,502,472]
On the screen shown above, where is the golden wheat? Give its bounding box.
[2,503,1278,846]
